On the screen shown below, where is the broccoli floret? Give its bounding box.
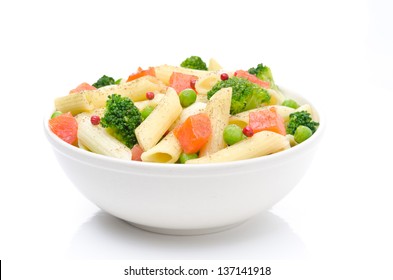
[180,56,208,70]
[286,111,319,135]
[92,75,121,88]
[248,63,277,89]
[100,94,142,148]
[207,76,270,115]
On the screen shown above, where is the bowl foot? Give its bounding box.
[126,221,245,236]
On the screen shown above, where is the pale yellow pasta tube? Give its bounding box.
[199,88,232,156]
[55,92,93,115]
[76,113,132,160]
[296,104,312,114]
[135,87,182,151]
[208,58,222,71]
[133,93,165,111]
[267,89,286,105]
[286,134,297,147]
[196,94,208,104]
[295,104,319,121]
[77,140,90,151]
[169,102,206,131]
[86,76,166,108]
[229,105,296,128]
[273,105,296,121]
[141,132,182,163]
[186,131,290,164]
[195,72,221,95]
[195,71,236,95]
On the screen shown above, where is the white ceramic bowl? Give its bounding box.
[44,88,324,235]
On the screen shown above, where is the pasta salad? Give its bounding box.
[48,56,319,164]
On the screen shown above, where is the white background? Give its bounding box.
[1,0,392,279]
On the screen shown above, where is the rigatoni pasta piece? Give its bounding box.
[141,132,182,163]
[199,88,232,156]
[76,113,132,160]
[186,131,290,164]
[135,87,182,151]
[55,92,93,115]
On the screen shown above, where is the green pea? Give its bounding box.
[282,99,299,109]
[178,152,198,164]
[141,106,154,120]
[294,125,313,143]
[51,111,62,119]
[179,89,197,107]
[223,124,246,145]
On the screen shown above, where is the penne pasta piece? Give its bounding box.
[54,76,166,114]
[76,113,132,160]
[273,105,296,121]
[229,105,296,128]
[186,131,290,164]
[196,93,208,104]
[55,92,93,115]
[295,104,318,121]
[199,88,232,156]
[195,72,221,95]
[295,104,311,114]
[169,102,206,131]
[133,93,165,111]
[286,134,297,147]
[208,58,222,71]
[77,140,90,151]
[195,71,235,95]
[267,88,286,105]
[85,76,166,108]
[153,65,176,85]
[141,132,182,163]
[228,113,249,129]
[135,87,182,151]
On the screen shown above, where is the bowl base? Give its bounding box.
[126,221,245,236]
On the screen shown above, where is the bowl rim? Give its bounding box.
[44,87,325,173]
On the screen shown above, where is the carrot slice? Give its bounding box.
[126,67,155,82]
[69,82,96,94]
[48,112,78,144]
[234,70,270,89]
[174,113,212,154]
[169,72,198,94]
[249,107,286,135]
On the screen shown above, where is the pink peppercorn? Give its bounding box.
[146,91,155,100]
[220,73,229,81]
[242,125,254,137]
[90,115,101,125]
